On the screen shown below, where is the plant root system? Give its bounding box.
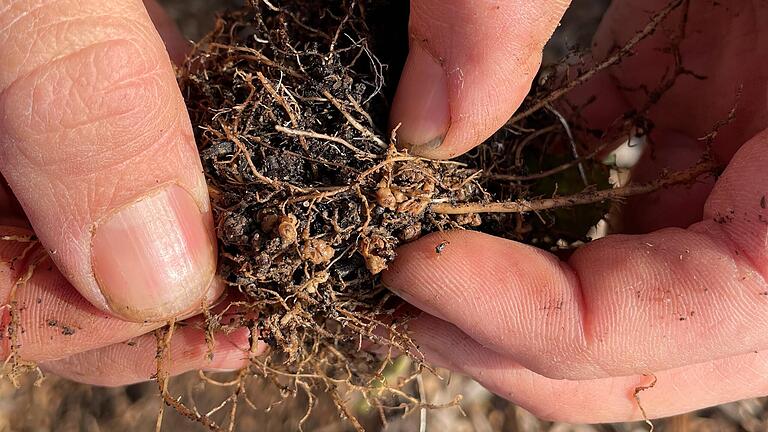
[167,0,725,429]
[0,0,725,430]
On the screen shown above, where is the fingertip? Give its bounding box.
[40,321,264,386]
[383,231,518,319]
[384,230,552,291]
[384,230,588,375]
[390,41,451,158]
[390,0,572,160]
[0,0,216,324]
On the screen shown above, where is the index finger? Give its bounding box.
[383,129,768,380]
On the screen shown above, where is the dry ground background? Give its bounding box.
[0,1,766,431]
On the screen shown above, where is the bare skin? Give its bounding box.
[385,0,768,422]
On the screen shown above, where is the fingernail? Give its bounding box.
[92,185,216,322]
[390,41,450,153]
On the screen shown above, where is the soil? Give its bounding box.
[176,0,613,405]
[3,370,767,431]
[0,0,738,431]
[162,0,725,429]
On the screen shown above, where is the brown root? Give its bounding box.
[431,157,719,215]
[633,374,659,432]
[1,237,46,387]
[509,0,686,125]
[155,321,223,431]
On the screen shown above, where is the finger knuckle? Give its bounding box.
[0,24,177,174]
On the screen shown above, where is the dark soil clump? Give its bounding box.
[178,0,607,391]
[175,0,701,425]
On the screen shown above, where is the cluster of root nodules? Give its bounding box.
[180,1,538,421]
[174,0,714,429]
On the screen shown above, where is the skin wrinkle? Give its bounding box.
[0,12,155,91]
[745,354,768,386]
[705,218,768,283]
[519,257,587,370]
[390,217,768,378]
[705,362,726,398]
[0,0,65,35]
[695,219,768,295]
[559,259,593,365]
[3,13,148,67]
[577,228,768,374]
[82,177,124,238]
[1,48,175,174]
[79,56,165,131]
[51,116,179,178]
[490,279,518,346]
[449,256,511,348]
[88,74,181,150]
[59,54,166,131]
[513,3,561,52]
[2,40,148,128]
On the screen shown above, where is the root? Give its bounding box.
[331,388,365,432]
[275,125,379,159]
[155,321,223,432]
[633,374,658,432]
[1,238,46,387]
[322,90,388,149]
[510,0,686,124]
[169,0,711,429]
[431,158,718,215]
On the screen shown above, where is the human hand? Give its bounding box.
[386,0,768,422]
[0,0,263,386]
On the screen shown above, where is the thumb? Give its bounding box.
[0,0,218,322]
[389,0,571,159]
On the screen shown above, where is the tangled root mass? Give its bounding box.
[179,0,608,381]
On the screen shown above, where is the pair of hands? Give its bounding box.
[0,0,765,423]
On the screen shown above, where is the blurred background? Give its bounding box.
[1,1,766,431]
